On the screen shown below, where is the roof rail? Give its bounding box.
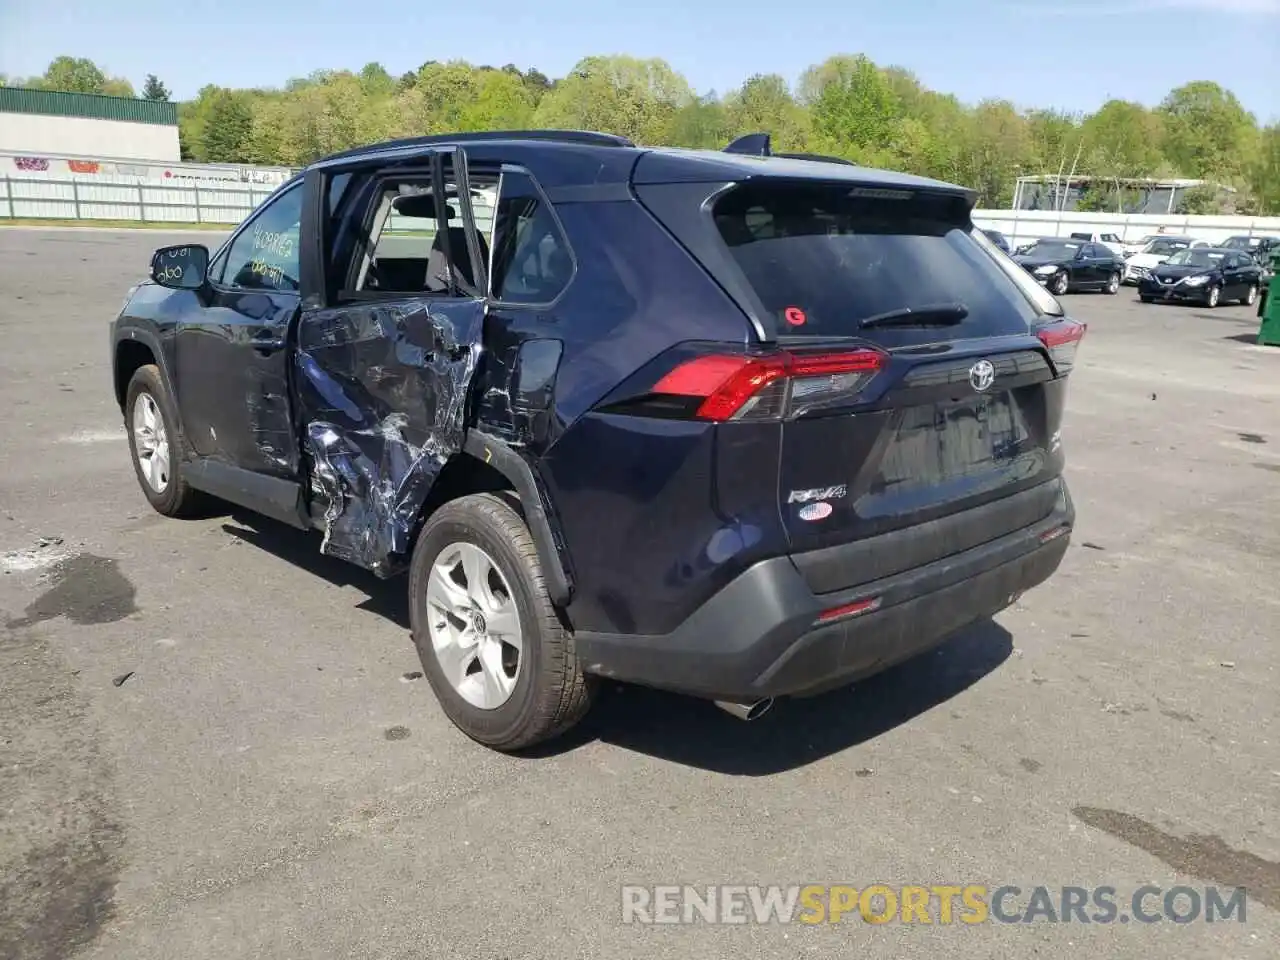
[722,134,855,166]
[317,129,635,164]
[774,151,856,166]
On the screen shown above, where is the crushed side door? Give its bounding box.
[293,148,490,576]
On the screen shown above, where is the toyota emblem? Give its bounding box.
[969,359,995,392]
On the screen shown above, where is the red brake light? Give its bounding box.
[1036,319,1087,373]
[651,348,886,421]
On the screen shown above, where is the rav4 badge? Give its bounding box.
[788,484,847,504]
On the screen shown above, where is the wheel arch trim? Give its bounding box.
[462,431,573,607]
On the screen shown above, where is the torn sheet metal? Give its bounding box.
[295,298,486,575]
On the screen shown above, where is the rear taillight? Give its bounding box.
[1035,319,1087,374]
[650,348,886,421]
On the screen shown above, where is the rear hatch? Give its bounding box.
[636,175,1083,592]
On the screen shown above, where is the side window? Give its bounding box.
[343,160,492,297]
[489,170,573,304]
[220,185,304,292]
[1102,234,1119,244]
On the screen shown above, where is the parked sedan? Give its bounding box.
[1137,247,1264,308]
[1013,238,1123,296]
[1221,235,1280,267]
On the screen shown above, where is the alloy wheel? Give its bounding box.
[425,541,523,710]
[132,392,170,493]
[1207,285,1220,308]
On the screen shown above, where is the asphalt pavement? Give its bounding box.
[1,226,1277,959]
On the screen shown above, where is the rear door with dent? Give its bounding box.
[293,148,490,574]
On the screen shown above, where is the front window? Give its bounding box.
[219,184,304,292]
[1165,249,1226,269]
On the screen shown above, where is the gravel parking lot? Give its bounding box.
[1,227,1277,960]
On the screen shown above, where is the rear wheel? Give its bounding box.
[124,364,205,517]
[1050,271,1069,296]
[1205,284,1220,308]
[409,493,594,751]
[1104,272,1120,295]
[1242,284,1258,306]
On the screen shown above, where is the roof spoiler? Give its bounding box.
[723,133,855,166]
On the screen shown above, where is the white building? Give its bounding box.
[0,87,180,162]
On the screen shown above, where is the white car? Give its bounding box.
[1120,227,1188,258]
[1068,231,1125,257]
[1121,236,1207,285]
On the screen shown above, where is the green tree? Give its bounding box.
[1159,81,1257,181]
[39,56,106,93]
[142,74,170,101]
[1248,124,1280,214]
[668,93,732,149]
[202,89,254,162]
[532,55,693,144]
[723,74,811,151]
[802,55,902,163]
[457,69,536,132]
[1080,100,1164,180]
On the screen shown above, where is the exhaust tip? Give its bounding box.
[714,698,774,721]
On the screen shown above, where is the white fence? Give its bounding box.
[970,208,1280,250]
[1,172,280,223]
[4,171,1280,242]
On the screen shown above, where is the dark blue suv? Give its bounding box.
[110,130,1081,750]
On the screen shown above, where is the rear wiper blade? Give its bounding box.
[858,302,969,329]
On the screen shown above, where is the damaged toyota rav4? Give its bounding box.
[110,130,1082,751]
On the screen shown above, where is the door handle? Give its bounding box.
[249,333,286,353]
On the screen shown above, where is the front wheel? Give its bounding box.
[1051,271,1069,296]
[124,364,205,517]
[1140,295,1155,303]
[409,493,594,751]
[1205,284,1220,308]
[1242,284,1258,307]
[1104,272,1120,295]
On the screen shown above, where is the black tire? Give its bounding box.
[1104,272,1120,295]
[123,364,206,517]
[1140,295,1154,304]
[1051,272,1069,296]
[409,492,594,751]
[1205,284,1220,308]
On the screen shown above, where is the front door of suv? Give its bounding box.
[173,181,305,478]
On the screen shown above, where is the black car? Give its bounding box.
[1137,247,1264,308]
[982,228,1011,253]
[1222,235,1280,266]
[109,129,1080,751]
[1013,238,1123,296]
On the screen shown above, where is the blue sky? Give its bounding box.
[1,0,1277,121]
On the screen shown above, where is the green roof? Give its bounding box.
[0,87,177,126]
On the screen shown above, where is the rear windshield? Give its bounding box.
[711,183,1040,341]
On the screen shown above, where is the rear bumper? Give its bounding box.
[575,480,1075,702]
